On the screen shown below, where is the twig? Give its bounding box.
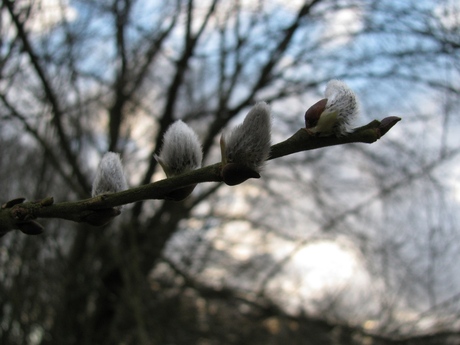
[0,117,400,236]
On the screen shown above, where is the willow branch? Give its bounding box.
[0,116,400,236]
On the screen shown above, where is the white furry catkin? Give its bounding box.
[154,120,203,177]
[92,152,128,197]
[221,102,272,172]
[304,80,359,136]
[324,80,359,135]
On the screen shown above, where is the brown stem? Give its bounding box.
[0,117,400,235]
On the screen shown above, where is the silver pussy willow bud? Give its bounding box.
[92,152,128,197]
[221,102,272,173]
[305,79,359,136]
[154,120,203,177]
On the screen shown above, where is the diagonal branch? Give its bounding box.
[0,116,400,236]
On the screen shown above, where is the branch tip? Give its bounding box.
[378,116,401,136]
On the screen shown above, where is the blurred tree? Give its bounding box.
[0,0,459,344]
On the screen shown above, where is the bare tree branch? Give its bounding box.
[0,116,400,235]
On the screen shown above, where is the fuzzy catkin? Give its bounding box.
[155,120,203,177]
[92,152,128,197]
[222,102,272,172]
[325,80,359,135]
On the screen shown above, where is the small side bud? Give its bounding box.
[36,196,54,207]
[92,152,128,198]
[220,102,272,185]
[154,120,203,177]
[2,198,26,209]
[305,80,359,136]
